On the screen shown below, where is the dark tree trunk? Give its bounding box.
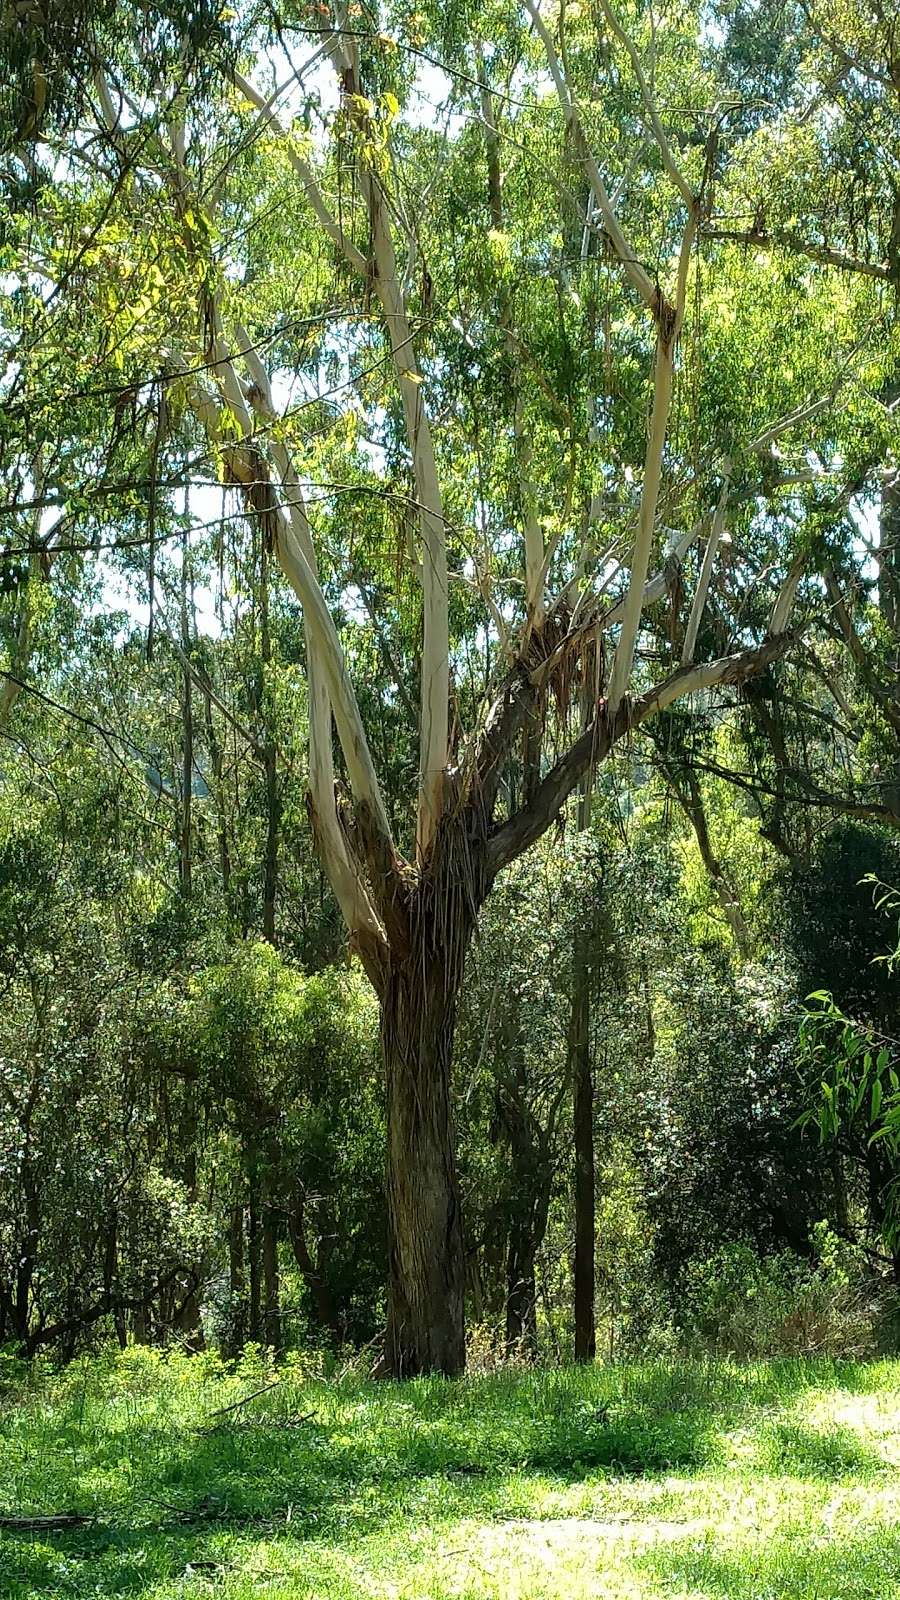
[500,1036,556,1359]
[248,1181,262,1344]
[179,527,193,898]
[263,742,279,944]
[103,1222,127,1350]
[173,1144,205,1351]
[879,465,900,813]
[225,1202,247,1357]
[380,939,469,1377]
[570,763,597,1364]
[289,1197,343,1343]
[259,533,279,944]
[505,1230,538,1354]
[261,1196,282,1352]
[571,949,596,1362]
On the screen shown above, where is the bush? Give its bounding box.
[677,1227,898,1359]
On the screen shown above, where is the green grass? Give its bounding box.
[2,1349,900,1598]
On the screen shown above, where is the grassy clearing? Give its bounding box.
[1,1351,899,1598]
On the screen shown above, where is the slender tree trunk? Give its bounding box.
[571,941,596,1362]
[226,1202,247,1357]
[505,1231,538,1353]
[173,1145,205,1352]
[248,1178,262,1344]
[103,1221,127,1350]
[571,752,596,1363]
[879,465,900,813]
[179,528,193,897]
[261,1197,282,1352]
[259,537,279,943]
[380,931,470,1377]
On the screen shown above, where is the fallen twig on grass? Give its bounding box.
[200,1410,316,1435]
[201,1379,281,1422]
[0,1513,93,1532]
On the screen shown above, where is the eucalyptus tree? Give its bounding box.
[3,0,896,1372]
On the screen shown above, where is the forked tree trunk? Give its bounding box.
[380,933,470,1377]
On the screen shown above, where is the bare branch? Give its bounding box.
[231,69,368,274]
[701,224,892,282]
[524,0,659,313]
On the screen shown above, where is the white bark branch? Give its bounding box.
[681,476,729,666]
[185,363,396,883]
[770,552,805,634]
[524,0,659,313]
[231,69,368,275]
[233,57,451,858]
[606,210,697,717]
[598,0,694,207]
[230,324,386,946]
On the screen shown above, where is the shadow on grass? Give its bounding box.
[760,1418,884,1478]
[0,1357,896,1598]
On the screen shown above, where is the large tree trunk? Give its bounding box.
[380,938,469,1377]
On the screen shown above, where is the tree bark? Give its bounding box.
[259,534,279,944]
[879,465,900,814]
[571,948,596,1363]
[173,1145,205,1351]
[225,1202,247,1357]
[248,1179,262,1344]
[288,1197,343,1343]
[380,928,471,1376]
[261,1198,282,1352]
[179,527,193,897]
[505,1230,538,1353]
[571,724,597,1364]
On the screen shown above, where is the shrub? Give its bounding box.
[677,1227,897,1359]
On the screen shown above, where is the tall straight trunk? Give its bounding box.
[879,465,900,813]
[500,1035,556,1357]
[103,1221,127,1350]
[505,1230,538,1353]
[571,739,596,1363]
[226,1202,247,1357]
[261,1199,282,1352]
[380,923,471,1376]
[571,940,595,1362]
[248,1180,262,1344]
[505,1179,553,1356]
[204,688,233,902]
[259,537,279,943]
[179,528,193,897]
[174,1144,205,1351]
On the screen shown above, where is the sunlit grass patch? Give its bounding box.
[0,1354,899,1598]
